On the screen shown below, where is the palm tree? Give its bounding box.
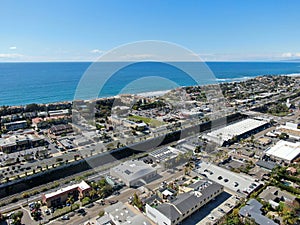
[66,195,74,210]
[89,189,97,200]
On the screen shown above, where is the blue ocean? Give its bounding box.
[0,62,300,106]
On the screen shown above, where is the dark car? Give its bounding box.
[85,203,94,208]
[109,200,118,205]
[77,209,85,214]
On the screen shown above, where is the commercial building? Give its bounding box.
[96,201,151,225]
[179,110,204,119]
[41,180,91,208]
[196,161,262,196]
[4,120,28,131]
[265,140,300,163]
[149,146,188,168]
[0,133,45,153]
[108,115,148,131]
[146,180,223,225]
[48,109,69,117]
[110,160,157,187]
[277,122,300,140]
[205,118,269,146]
[48,124,73,136]
[239,199,278,225]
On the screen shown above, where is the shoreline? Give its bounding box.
[1,73,299,108]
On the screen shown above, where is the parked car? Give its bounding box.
[113,191,120,196]
[61,215,69,220]
[77,209,86,214]
[85,203,94,208]
[109,200,118,205]
[44,209,51,215]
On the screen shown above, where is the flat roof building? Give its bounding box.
[41,180,91,207]
[196,161,262,196]
[265,140,300,163]
[110,160,157,187]
[149,146,188,168]
[205,118,269,146]
[146,180,223,225]
[48,109,69,117]
[0,133,45,153]
[4,120,28,131]
[97,201,151,225]
[48,124,73,136]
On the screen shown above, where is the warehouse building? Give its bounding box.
[110,160,157,187]
[205,118,269,146]
[265,140,300,163]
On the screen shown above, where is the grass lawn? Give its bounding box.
[128,115,165,128]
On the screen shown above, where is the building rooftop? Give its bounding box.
[239,199,278,225]
[265,140,300,162]
[156,204,181,221]
[259,186,296,203]
[0,134,43,147]
[43,180,90,199]
[150,146,186,162]
[256,160,277,170]
[206,119,268,144]
[4,120,27,126]
[156,180,223,220]
[105,201,151,225]
[111,160,156,182]
[196,161,262,195]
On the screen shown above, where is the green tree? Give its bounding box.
[89,189,97,199]
[132,193,143,211]
[66,195,74,206]
[11,211,23,225]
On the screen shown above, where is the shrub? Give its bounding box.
[98,210,105,217]
[51,204,79,219]
[81,197,91,206]
[22,193,29,198]
[11,198,18,203]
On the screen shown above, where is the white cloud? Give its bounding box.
[9,46,17,50]
[281,52,300,58]
[282,52,293,58]
[90,49,104,54]
[119,54,156,60]
[0,53,23,59]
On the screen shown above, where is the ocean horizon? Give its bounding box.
[0,61,300,106]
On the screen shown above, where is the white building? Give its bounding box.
[265,140,300,163]
[97,201,151,225]
[110,160,157,187]
[205,118,269,146]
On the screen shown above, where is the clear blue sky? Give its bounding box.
[1,0,300,61]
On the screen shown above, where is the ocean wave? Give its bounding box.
[216,76,252,83]
[285,73,300,77]
[135,90,171,97]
